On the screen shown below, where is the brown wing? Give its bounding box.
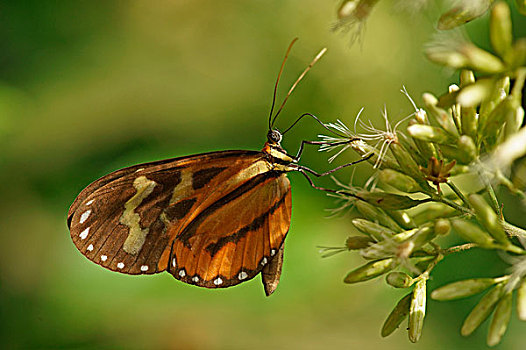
[167,171,292,289]
[261,243,285,296]
[67,150,271,275]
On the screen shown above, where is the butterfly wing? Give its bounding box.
[167,170,291,288]
[68,150,292,292]
[261,243,285,296]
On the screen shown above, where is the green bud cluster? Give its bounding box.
[325,1,526,346]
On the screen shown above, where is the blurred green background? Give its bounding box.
[1,1,525,349]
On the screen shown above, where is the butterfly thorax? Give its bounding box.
[262,129,296,172]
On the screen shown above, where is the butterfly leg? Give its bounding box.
[293,154,373,194]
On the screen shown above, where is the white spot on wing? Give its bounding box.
[87,244,94,252]
[140,265,148,272]
[192,276,199,283]
[214,277,223,285]
[271,249,276,256]
[85,199,94,206]
[79,227,90,240]
[261,257,268,266]
[238,271,248,280]
[101,255,108,262]
[117,262,125,269]
[79,210,91,224]
[179,269,186,277]
[172,258,176,267]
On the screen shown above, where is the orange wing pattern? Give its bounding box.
[167,171,291,288]
[67,150,291,293]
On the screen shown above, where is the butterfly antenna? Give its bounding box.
[268,38,299,130]
[282,112,346,138]
[270,46,328,128]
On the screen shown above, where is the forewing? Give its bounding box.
[168,171,292,289]
[67,150,264,275]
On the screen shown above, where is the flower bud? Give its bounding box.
[511,38,526,68]
[490,2,512,60]
[409,279,427,343]
[457,77,495,107]
[389,142,422,176]
[460,69,476,86]
[426,47,469,68]
[356,191,425,210]
[437,85,459,110]
[468,194,510,245]
[434,218,451,235]
[431,278,499,301]
[389,143,433,191]
[460,43,506,74]
[438,145,466,164]
[345,235,374,250]
[482,96,519,143]
[413,203,456,225]
[379,169,422,193]
[344,258,395,284]
[459,70,478,138]
[337,0,359,19]
[517,278,526,321]
[399,136,427,166]
[504,104,525,138]
[355,201,402,232]
[337,0,379,20]
[479,76,510,126]
[422,93,459,136]
[410,130,438,162]
[451,219,495,247]
[352,218,394,241]
[456,135,477,163]
[461,284,504,336]
[407,227,436,254]
[407,124,455,144]
[360,228,420,260]
[414,108,429,124]
[385,209,416,230]
[386,272,413,288]
[437,2,491,30]
[487,292,512,347]
[381,293,412,337]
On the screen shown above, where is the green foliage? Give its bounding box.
[324,1,526,346]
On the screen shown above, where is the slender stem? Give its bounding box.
[446,180,471,208]
[485,181,501,216]
[488,243,525,255]
[419,253,444,280]
[475,160,501,214]
[496,170,526,200]
[443,243,477,255]
[501,221,526,239]
[430,193,472,215]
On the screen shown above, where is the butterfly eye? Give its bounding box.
[267,129,282,144]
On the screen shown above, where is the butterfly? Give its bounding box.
[67,39,364,296]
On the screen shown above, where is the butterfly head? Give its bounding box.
[267,129,283,146]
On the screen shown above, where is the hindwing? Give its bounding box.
[167,170,291,288]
